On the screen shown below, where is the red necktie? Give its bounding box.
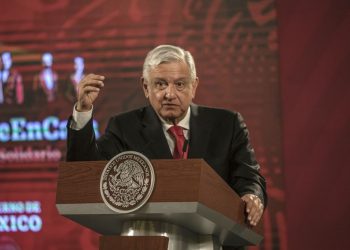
[168,125,188,159]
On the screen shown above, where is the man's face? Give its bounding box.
[142,61,198,124]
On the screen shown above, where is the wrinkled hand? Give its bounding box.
[241,194,264,226]
[77,74,105,111]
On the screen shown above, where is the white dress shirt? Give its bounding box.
[157,107,190,155]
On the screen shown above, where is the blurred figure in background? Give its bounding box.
[65,56,85,103]
[0,51,24,105]
[0,55,3,104]
[33,52,58,103]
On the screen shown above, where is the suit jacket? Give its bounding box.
[66,104,267,205]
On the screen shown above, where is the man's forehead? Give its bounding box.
[149,61,190,78]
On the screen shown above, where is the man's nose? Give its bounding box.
[165,83,176,99]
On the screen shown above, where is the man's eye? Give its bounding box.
[175,81,185,89]
[155,81,167,89]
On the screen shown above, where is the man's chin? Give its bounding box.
[159,112,181,123]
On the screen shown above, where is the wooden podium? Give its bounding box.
[56,159,263,250]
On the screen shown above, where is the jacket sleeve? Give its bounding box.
[229,112,268,207]
[66,116,128,161]
[66,116,104,161]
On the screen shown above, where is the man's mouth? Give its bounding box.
[162,103,177,107]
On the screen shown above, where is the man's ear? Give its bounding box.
[140,77,149,98]
[191,77,199,99]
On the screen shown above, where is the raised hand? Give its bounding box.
[76,74,105,111]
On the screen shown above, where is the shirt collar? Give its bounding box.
[158,106,191,131]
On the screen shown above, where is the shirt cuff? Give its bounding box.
[70,103,93,130]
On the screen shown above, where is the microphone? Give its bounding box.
[182,139,189,159]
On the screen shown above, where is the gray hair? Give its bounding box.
[143,45,197,82]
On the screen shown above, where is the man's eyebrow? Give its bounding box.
[152,77,189,82]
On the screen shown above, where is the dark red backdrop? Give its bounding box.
[1,0,349,249]
[277,0,350,249]
[0,1,283,249]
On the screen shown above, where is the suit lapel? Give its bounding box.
[140,106,173,159]
[139,104,211,159]
[188,104,211,158]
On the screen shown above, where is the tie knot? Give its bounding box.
[168,125,184,136]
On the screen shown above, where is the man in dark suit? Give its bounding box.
[67,45,267,227]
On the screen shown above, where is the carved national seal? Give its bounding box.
[100,151,155,213]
